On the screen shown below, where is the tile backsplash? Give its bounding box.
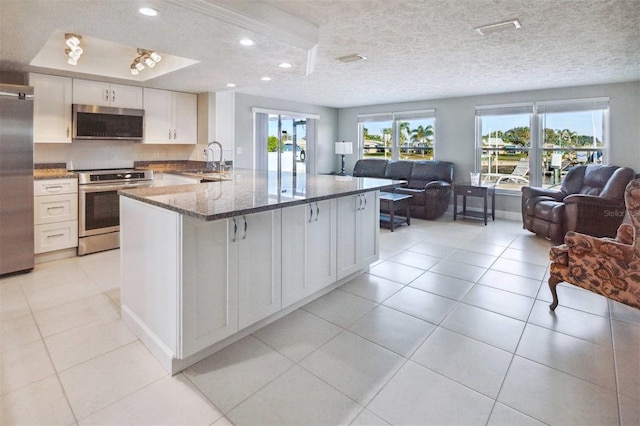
[34,141,203,170]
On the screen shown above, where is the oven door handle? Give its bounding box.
[80,181,153,192]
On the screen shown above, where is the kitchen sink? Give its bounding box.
[179,170,232,182]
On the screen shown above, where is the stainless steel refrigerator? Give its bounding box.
[0,83,34,276]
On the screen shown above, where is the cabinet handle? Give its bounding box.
[105,89,109,102]
[362,194,367,209]
[174,129,177,139]
[44,185,63,193]
[315,202,320,221]
[112,90,115,103]
[308,203,313,223]
[169,129,172,139]
[66,126,70,137]
[47,206,65,214]
[46,233,65,238]
[232,218,238,242]
[243,216,248,240]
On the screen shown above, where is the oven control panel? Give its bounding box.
[90,172,148,182]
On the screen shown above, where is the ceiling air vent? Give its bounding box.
[475,19,522,36]
[337,54,367,63]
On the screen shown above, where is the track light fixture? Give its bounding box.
[130,48,161,75]
[64,33,83,65]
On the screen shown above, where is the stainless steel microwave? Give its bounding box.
[72,104,144,141]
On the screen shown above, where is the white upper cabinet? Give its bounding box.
[143,88,197,144]
[72,79,143,109]
[30,73,72,143]
[172,91,197,144]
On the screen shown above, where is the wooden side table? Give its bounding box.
[453,184,495,225]
[379,192,412,231]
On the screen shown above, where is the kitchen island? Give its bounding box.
[119,169,400,374]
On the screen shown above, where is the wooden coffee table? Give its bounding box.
[379,192,412,231]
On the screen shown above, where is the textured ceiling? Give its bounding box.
[1,0,638,108]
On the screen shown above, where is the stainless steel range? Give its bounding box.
[76,169,153,255]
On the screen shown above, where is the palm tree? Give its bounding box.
[410,125,434,145]
[409,125,434,158]
[560,129,578,146]
[398,121,410,146]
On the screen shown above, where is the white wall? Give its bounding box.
[338,81,640,215]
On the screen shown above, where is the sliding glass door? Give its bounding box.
[267,114,307,174]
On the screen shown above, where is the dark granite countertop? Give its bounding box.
[34,163,77,180]
[119,169,401,221]
[134,160,212,173]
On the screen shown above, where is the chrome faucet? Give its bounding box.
[206,141,224,171]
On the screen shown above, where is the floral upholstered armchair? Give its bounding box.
[548,178,640,311]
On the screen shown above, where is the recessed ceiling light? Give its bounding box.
[240,39,255,46]
[261,76,271,81]
[138,7,159,17]
[226,83,236,87]
[278,62,293,68]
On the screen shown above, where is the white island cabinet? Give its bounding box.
[337,191,379,279]
[281,199,337,308]
[119,172,392,374]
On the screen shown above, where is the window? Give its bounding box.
[475,104,533,190]
[358,110,436,161]
[537,99,608,188]
[475,98,609,190]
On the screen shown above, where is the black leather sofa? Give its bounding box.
[353,159,454,219]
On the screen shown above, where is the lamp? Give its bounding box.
[335,141,353,176]
[64,33,83,65]
[130,49,161,75]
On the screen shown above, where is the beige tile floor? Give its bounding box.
[1,216,639,425]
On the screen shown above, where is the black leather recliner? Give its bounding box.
[521,164,635,244]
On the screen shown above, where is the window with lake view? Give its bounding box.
[475,99,609,190]
[359,110,436,161]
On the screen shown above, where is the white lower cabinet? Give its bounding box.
[337,192,379,279]
[34,178,78,254]
[236,211,282,329]
[181,217,238,357]
[282,199,337,308]
[180,210,281,357]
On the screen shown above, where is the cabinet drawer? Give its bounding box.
[34,178,78,196]
[34,194,78,224]
[34,221,78,254]
[458,186,486,197]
